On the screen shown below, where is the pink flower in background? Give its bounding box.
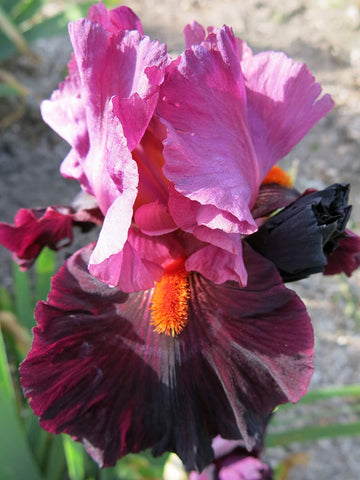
[189,436,272,480]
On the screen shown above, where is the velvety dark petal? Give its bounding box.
[324,229,360,276]
[20,243,313,472]
[247,184,353,281]
[251,184,300,220]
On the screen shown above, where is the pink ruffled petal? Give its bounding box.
[43,9,167,217]
[20,243,313,471]
[189,436,272,480]
[89,227,185,291]
[169,185,248,234]
[168,186,249,285]
[88,1,143,34]
[158,26,259,232]
[89,185,137,265]
[186,245,244,284]
[89,240,156,291]
[134,201,177,236]
[41,55,89,170]
[60,149,90,188]
[242,50,334,180]
[184,21,206,47]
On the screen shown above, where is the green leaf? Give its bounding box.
[0,82,20,97]
[63,435,86,480]
[1,0,15,15]
[44,435,66,480]
[25,413,51,470]
[266,422,360,447]
[35,248,56,301]
[0,322,15,403]
[12,262,34,330]
[0,32,17,62]
[11,0,46,25]
[0,326,43,480]
[0,286,14,312]
[278,384,360,410]
[22,12,68,40]
[100,450,170,480]
[23,3,94,42]
[0,4,32,55]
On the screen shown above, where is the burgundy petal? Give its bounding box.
[20,243,313,471]
[0,203,102,270]
[0,207,74,269]
[324,229,360,276]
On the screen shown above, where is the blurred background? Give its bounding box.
[0,1,360,479]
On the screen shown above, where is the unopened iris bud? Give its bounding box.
[247,183,353,282]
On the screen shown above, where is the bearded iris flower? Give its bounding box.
[0,0,358,473]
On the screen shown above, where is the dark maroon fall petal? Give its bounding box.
[20,243,313,472]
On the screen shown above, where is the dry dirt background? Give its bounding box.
[0,0,360,479]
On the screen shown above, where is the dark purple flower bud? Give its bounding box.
[247,183,355,281]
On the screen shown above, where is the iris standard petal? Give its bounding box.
[183,21,206,48]
[158,26,259,232]
[241,50,334,181]
[20,243,313,471]
[42,4,168,220]
[67,20,167,211]
[87,1,144,34]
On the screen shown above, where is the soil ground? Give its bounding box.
[0,1,360,479]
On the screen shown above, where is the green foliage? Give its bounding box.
[268,384,360,447]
